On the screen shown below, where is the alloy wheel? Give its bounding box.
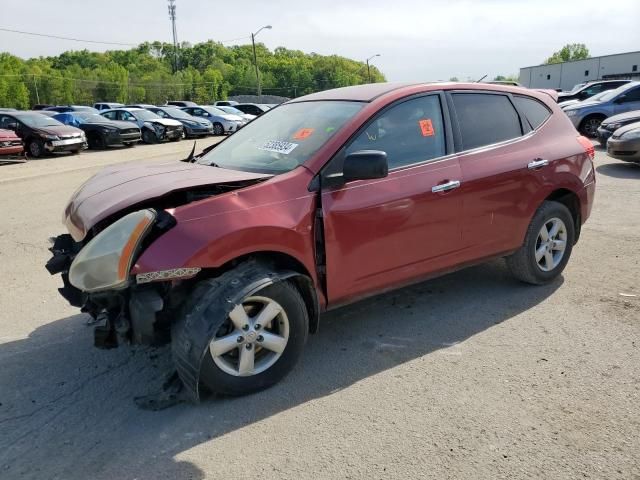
[209,296,290,377]
[534,217,567,272]
[29,140,41,157]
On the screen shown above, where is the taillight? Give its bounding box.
[577,135,595,161]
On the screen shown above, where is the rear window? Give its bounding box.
[452,93,523,150]
[513,96,551,130]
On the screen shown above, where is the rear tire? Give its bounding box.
[173,276,308,397]
[579,115,605,138]
[506,201,575,285]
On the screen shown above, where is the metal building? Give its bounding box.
[519,51,640,91]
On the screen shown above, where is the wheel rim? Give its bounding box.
[535,217,567,272]
[584,119,601,136]
[209,296,290,377]
[29,141,41,157]
[214,124,223,135]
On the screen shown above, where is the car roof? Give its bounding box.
[291,82,542,103]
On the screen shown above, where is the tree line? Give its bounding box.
[0,41,386,109]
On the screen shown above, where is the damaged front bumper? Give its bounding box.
[46,233,169,349]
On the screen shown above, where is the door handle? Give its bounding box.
[431,180,461,193]
[527,159,549,169]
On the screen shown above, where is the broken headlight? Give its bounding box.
[69,209,156,293]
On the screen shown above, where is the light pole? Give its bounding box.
[366,54,381,83]
[251,25,272,100]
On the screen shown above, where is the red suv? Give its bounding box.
[47,83,596,400]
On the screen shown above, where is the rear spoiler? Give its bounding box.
[533,89,559,102]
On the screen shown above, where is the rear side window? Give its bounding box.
[452,93,522,150]
[513,96,551,130]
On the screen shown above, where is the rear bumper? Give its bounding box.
[607,137,640,162]
[578,179,596,226]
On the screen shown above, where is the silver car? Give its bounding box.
[564,82,640,137]
[181,106,245,135]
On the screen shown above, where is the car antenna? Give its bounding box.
[182,141,197,163]
[476,74,488,83]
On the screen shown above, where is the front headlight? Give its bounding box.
[608,123,621,130]
[620,129,640,140]
[44,134,60,141]
[69,210,156,292]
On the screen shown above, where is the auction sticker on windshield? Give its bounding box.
[259,140,299,154]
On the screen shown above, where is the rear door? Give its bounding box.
[321,93,464,305]
[449,91,552,259]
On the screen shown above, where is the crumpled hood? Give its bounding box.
[63,160,271,241]
[612,121,640,137]
[0,128,19,140]
[602,110,640,126]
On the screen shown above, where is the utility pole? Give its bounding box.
[366,54,381,84]
[32,75,40,104]
[251,25,272,100]
[167,0,179,73]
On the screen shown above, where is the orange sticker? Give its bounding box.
[419,119,435,137]
[293,128,314,140]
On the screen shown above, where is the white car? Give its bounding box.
[181,106,245,135]
[216,106,257,123]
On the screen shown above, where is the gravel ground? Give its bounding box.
[0,142,638,480]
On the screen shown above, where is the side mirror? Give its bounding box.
[343,150,388,182]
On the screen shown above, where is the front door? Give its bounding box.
[321,94,464,305]
[613,85,640,115]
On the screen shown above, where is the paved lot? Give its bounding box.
[0,142,638,479]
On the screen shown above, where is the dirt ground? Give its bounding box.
[0,141,638,480]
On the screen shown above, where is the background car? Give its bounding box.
[146,106,213,138]
[596,110,640,145]
[558,90,610,110]
[166,100,198,107]
[0,111,86,157]
[100,107,183,144]
[124,104,156,109]
[234,103,271,116]
[181,105,244,135]
[0,128,23,156]
[606,121,640,164]
[44,105,99,114]
[53,111,141,149]
[563,82,640,136]
[213,100,239,106]
[216,105,256,123]
[94,102,124,111]
[31,104,53,110]
[557,80,632,103]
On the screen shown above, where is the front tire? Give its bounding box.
[27,138,44,158]
[506,201,575,285]
[142,129,157,144]
[213,122,224,136]
[174,277,308,397]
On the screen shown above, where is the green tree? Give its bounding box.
[545,44,590,64]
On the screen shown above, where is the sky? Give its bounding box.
[2,0,639,82]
